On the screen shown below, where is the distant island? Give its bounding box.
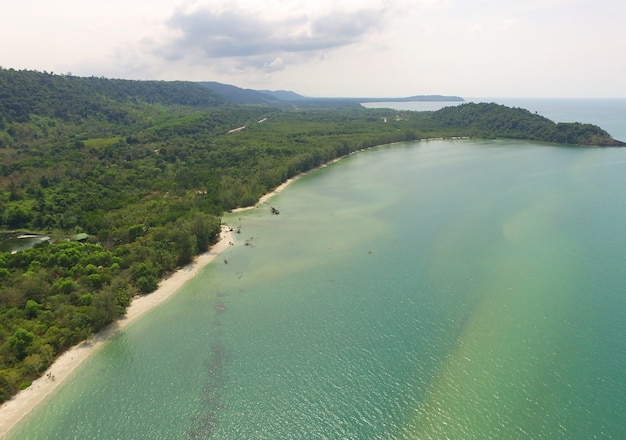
[357,95,465,103]
[0,67,623,406]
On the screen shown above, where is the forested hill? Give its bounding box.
[432,102,623,147]
[0,70,623,406]
[0,68,229,126]
[197,81,282,106]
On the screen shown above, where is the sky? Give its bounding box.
[1,0,625,98]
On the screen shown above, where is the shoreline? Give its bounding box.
[0,226,236,438]
[232,157,343,213]
[1,147,377,437]
[1,157,327,437]
[231,137,471,212]
[1,138,449,437]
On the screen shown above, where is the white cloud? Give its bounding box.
[265,57,285,71]
[150,4,387,66]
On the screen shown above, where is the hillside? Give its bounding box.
[198,81,463,107]
[0,69,229,127]
[432,102,623,147]
[0,69,623,405]
[197,81,280,106]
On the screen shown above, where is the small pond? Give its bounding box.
[0,234,51,253]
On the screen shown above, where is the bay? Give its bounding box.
[6,102,626,439]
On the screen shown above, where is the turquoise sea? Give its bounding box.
[6,100,626,439]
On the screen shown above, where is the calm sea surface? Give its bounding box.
[6,100,626,439]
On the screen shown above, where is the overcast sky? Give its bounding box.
[2,0,624,98]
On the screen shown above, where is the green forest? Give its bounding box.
[0,68,622,404]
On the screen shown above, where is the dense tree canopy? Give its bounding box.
[0,68,622,404]
[432,102,619,146]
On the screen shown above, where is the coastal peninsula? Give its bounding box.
[1,68,624,424]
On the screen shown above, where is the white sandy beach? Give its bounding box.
[0,226,234,438]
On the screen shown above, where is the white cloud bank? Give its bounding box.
[0,0,624,97]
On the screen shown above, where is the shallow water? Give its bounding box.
[0,235,50,253]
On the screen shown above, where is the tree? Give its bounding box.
[4,201,33,228]
[191,213,219,253]
[24,353,44,374]
[8,328,35,361]
[169,224,196,266]
[24,299,41,318]
[128,224,144,242]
